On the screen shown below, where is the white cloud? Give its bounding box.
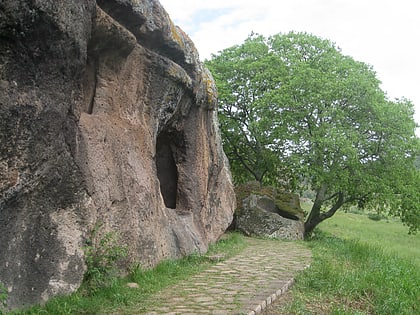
[160,0,420,130]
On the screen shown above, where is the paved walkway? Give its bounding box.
[143,238,312,315]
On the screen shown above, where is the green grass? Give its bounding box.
[274,212,420,315]
[319,211,420,266]
[5,212,420,315]
[4,232,245,315]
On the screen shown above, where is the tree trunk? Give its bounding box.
[253,171,265,184]
[304,185,326,237]
[304,185,344,237]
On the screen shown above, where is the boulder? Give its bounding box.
[0,0,235,309]
[235,184,304,240]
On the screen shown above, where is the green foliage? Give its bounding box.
[367,212,386,221]
[206,34,288,185]
[0,282,7,310]
[206,31,420,234]
[81,223,128,294]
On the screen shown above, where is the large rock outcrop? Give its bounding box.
[233,183,305,240]
[237,194,305,240]
[0,0,235,309]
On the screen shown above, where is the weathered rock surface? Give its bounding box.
[0,0,235,309]
[234,183,305,240]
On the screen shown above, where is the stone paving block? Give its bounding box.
[141,238,311,314]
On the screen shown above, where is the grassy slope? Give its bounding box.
[320,211,420,266]
[265,211,420,315]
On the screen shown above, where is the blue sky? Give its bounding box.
[160,0,420,133]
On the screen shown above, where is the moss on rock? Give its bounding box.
[235,182,305,220]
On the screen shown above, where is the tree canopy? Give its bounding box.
[205,32,420,235]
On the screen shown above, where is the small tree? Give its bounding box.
[206,32,420,236]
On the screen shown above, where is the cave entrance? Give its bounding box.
[156,132,178,209]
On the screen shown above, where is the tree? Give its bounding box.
[205,35,284,184]
[206,32,420,236]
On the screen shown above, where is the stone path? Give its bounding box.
[142,238,312,315]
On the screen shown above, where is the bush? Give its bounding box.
[0,282,7,310]
[368,213,387,221]
[81,223,128,294]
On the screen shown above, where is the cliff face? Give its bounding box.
[0,0,235,309]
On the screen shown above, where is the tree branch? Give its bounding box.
[324,191,341,201]
[320,192,344,221]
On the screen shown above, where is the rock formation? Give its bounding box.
[234,183,305,240]
[0,0,235,309]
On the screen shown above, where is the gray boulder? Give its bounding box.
[236,192,304,240]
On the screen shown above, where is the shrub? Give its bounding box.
[368,213,387,221]
[0,282,7,310]
[81,223,128,294]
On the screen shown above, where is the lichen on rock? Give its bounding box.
[233,182,305,240]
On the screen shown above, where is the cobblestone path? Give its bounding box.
[142,238,312,315]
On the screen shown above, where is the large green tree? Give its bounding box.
[206,32,420,236]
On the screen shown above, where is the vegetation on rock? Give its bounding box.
[81,223,128,295]
[0,282,7,310]
[234,182,304,219]
[9,233,245,314]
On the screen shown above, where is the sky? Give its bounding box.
[159,0,420,134]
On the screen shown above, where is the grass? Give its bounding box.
[319,211,420,266]
[4,232,245,315]
[267,211,420,315]
[5,212,420,315]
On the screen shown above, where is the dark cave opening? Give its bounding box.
[156,132,178,209]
